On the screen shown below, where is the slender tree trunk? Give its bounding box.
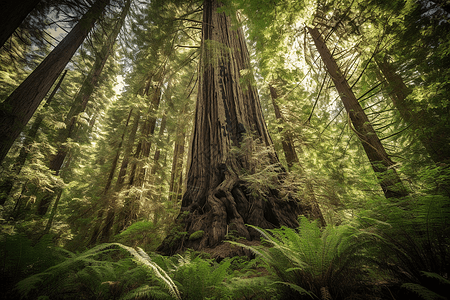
[308,27,408,199]
[0,0,41,49]
[376,56,450,164]
[157,0,323,256]
[101,110,140,242]
[269,85,299,170]
[0,70,67,206]
[87,109,132,246]
[42,189,63,234]
[116,83,162,232]
[150,114,167,175]
[36,2,130,215]
[0,0,110,164]
[169,115,187,205]
[269,85,319,205]
[49,0,130,175]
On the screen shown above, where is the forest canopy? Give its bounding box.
[0,0,449,299]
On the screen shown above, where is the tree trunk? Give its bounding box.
[0,0,41,49]
[48,0,130,175]
[0,70,67,206]
[269,85,299,170]
[36,2,130,215]
[100,109,141,242]
[86,109,132,246]
[169,114,187,205]
[308,27,408,199]
[376,55,450,164]
[157,0,324,256]
[115,83,162,232]
[269,85,319,206]
[150,114,167,175]
[0,0,110,164]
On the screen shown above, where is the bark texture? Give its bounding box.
[308,27,408,199]
[0,0,41,49]
[0,0,110,164]
[157,0,323,255]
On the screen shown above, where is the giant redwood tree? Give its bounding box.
[157,0,324,255]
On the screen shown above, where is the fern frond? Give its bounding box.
[109,243,181,300]
[274,281,315,298]
[120,285,172,300]
[401,283,447,300]
[421,271,450,285]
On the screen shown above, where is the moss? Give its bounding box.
[189,230,204,241]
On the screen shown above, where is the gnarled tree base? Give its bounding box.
[157,167,323,256]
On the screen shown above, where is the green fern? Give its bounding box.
[15,243,181,300]
[401,283,447,300]
[231,217,374,299]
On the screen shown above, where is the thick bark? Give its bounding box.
[308,27,408,199]
[376,56,450,164]
[0,0,110,164]
[0,70,67,206]
[0,0,41,49]
[269,85,299,170]
[157,0,323,255]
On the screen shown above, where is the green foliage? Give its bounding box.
[13,243,273,300]
[233,217,374,299]
[188,230,204,241]
[0,233,68,298]
[401,283,447,300]
[15,243,179,300]
[114,221,161,251]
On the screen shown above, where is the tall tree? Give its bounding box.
[269,85,299,170]
[308,26,408,199]
[376,55,450,165]
[36,0,130,215]
[0,0,111,164]
[157,0,323,255]
[0,0,41,49]
[0,70,67,206]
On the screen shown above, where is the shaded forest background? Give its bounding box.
[0,0,449,299]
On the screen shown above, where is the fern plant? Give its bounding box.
[363,191,450,300]
[150,251,274,300]
[232,217,374,299]
[15,243,180,300]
